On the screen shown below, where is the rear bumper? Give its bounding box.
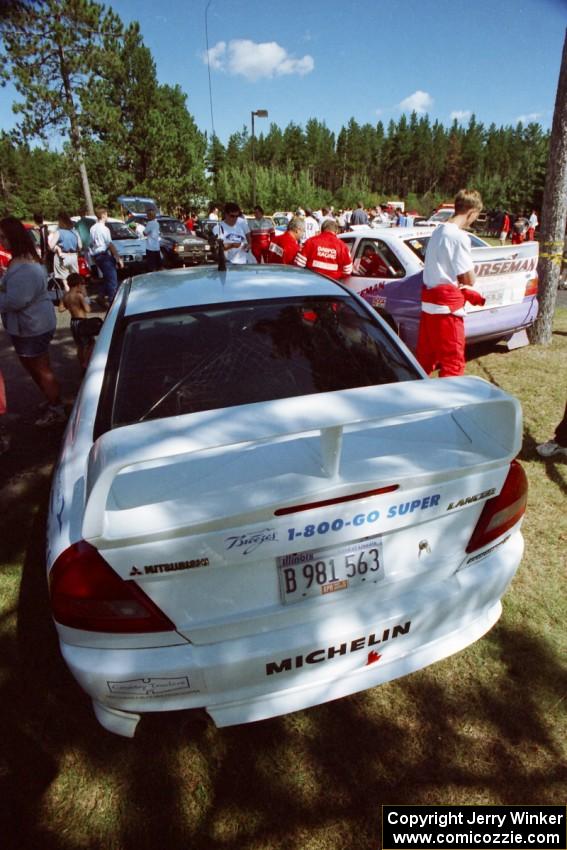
[59,530,523,736]
[464,297,538,343]
[167,249,207,266]
[393,297,538,352]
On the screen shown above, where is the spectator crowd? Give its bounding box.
[0,195,559,462]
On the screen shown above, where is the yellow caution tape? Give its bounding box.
[539,252,564,264]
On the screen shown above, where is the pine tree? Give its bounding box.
[1,0,123,214]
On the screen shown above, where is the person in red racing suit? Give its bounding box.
[249,205,275,264]
[416,189,485,377]
[266,217,304,264]
[357,244,389,277]
[294,219,353,280]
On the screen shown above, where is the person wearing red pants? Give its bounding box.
[416,189,484,377]
[249,206,275,264]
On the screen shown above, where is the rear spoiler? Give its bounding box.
[471,240,538,278]
[82,377,522,542]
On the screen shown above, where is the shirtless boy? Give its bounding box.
[59,272,96,370]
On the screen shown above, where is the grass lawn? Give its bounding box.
[0,310,565,850]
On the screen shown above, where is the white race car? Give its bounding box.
[339,226,539,350]
[47,263,527,737]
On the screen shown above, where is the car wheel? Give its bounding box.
[161,251,174,270]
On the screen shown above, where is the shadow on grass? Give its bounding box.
[518,419,567,498]
[2,485,565,850]
[1,321,565,849]
[466,332,567,499]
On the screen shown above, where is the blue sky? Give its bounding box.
[1,0,565,144]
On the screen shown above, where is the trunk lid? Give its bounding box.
[83,377,521,641]
[469,241,538,309]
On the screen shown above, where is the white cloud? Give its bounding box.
[202,39,314,81]
[398,90,433,114]
[450,110,472,122]
[204,41,227,71]
[516,112,543,124]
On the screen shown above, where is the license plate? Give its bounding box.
[277,536,384,604]
[482,289,506,307]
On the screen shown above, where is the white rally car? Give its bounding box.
[339,226,539,350]
[47,263,528,737]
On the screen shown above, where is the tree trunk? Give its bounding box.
[529,29,567,345]
[57,41,95,216]
[77,151,95,216]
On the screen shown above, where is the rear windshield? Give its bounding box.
[159,219,187,235]
[404,233,486,262]
[108,221,136,240]
[109,296,419,428]
[429,209,453,223]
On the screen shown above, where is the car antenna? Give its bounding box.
[216,237,227,272]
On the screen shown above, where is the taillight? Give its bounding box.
[49,541,175,633]
[466,460,528,553]
[524,276,538,296]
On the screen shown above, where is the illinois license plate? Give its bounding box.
[482,289,506,307]
[277,535,384,604]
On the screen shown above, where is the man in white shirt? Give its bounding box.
[144,209,162,272]
[527,209,539,241]
[213,203,253,264]
[89,207,124,303]
[303,209,320,242]
[373,205,391,227]
[416,189,485,377]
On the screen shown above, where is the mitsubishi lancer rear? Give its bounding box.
[47,264,528,737]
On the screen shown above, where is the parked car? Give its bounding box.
[117,195,159,221]
[418,204,455,226]
[47,262,527,737]
[272,213,290,232]
[339,227,539,350]
[194,217,224,262]
[136,215,211,267]
[77,216,147,277]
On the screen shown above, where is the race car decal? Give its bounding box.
[56,494,65,533]
[265,621,411,675]
[129,558,209,577]
[446,488,496,511]
[286,494,441,541]
[360,282,386,297]
[225,528,278,555]
[366,650,381,665]
[474,257,537,277]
